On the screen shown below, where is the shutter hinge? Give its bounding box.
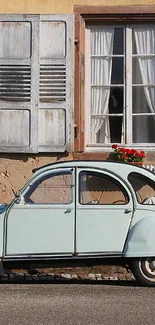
[75,38,79,52]
[74,124,78,138]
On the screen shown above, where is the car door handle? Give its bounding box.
[64,208,72,214]
[124,209,132,214]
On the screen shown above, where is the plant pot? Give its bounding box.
[128,161,143,166]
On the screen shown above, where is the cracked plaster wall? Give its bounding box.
[0,152,154,203]
[0,154,73,203]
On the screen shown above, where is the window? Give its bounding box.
[24,171,72,204]
[85,24,155,149]
[128,172,155,204]
[79,171,129,205]
[0,14,74,153]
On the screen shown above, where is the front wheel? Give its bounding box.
[131,258,155,286]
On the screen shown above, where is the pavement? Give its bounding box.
[0,266,135,282]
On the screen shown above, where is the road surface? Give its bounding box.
[0,280,154,325]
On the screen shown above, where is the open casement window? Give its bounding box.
[85,24,155,150]
[0,14,74,153]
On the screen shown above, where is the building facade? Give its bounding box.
[0,0,155,202]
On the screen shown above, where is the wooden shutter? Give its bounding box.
[0,14,74,153]
[39,15,74,152]
[0,15,39,152]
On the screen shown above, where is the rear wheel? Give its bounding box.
[131,258,155,286]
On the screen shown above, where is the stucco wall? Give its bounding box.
[0,0,155,14]
[0,154,73,203]
[0,151,154,203]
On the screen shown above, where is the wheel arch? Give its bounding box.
[123,216,155,257]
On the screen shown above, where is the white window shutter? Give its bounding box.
[0,15,40,152]
[0,14,74,153]
[39,15,74,152]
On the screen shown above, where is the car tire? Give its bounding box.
[131,258,155,286]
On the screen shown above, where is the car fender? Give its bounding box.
[123,216,155,257]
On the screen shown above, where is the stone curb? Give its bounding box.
[0,272,135,282]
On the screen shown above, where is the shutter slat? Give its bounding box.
[0,64,31,102]
[39,64,66,102]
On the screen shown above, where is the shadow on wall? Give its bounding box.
[0,151,70,163]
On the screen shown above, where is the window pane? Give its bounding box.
[132,86,155,113]
[128,172,155,204]
[91,86,124,144]
[133,58,155,84]
[90,27,114,55]
[132,58,143,84]
[111,57,124,84]
[133,115,155,143]
[113,28,124,55]
[132,27,155,54]
[91,58,112,85]
[79,171,128,205]
[24,172,72,204]
[109,87,124,143]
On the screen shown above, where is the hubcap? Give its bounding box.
[139,258,155,281]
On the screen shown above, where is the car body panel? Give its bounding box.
[124,216,155,257]
[1,161,155,261]
[76,168,133,254]
[5,168,75,256]
[0,204,8,256]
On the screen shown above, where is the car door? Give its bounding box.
[76,168,134,255]
[5,168,75,256]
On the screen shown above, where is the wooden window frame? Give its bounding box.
[74,5,155,153]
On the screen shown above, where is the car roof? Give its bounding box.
[32,160,131,173]
[32,160,147,177]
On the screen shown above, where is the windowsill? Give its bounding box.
[73,149,155,165]
[85,145,155,152]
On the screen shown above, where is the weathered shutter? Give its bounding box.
[39,15,74,152]
[0,15,40,152]
[0,14,74,153]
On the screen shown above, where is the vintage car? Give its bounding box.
[1,160,155,286]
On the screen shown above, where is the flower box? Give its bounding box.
[111,144,145,164]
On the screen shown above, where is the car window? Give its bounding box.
[128,172,155,204]
[79,171,129,205]
[24,171,72,204]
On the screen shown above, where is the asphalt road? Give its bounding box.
[0,281,154,325]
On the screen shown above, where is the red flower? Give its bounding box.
[122,155,127,160]
[140,151,145,158]
[136,152,141,157]
[125,149,131,155]
[130,149,137,155]
[112,144,118,149]
[120,148,126,153]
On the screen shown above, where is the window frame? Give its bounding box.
[78,169,129,205]
[23,168,74,205]
[74,5,155,153]
[128,171,155,205]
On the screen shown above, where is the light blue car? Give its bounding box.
[1,160,155,286]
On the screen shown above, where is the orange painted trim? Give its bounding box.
[74,5,155,15]
[74,13,85,152]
